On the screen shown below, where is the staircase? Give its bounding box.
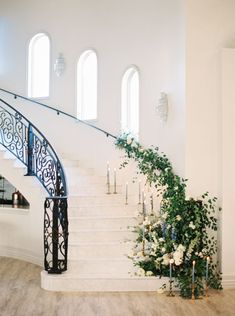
[41,158,166,291]
[0,90,166,292]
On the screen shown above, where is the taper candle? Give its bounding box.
[107,167,111,194]
[106,161,109,183]
[143,199,146,217]
[206,256,210,281]
[169,259,174,281]
[150,192,153,212]
[192,260,196,283]
[138,180,141,204]
[114,168,117,194]
[125,182,128,204]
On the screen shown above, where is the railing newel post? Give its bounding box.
[26,123,34,176]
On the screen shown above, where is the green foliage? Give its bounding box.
[115,133,222,298]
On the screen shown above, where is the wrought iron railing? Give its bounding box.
[0,97,68,274]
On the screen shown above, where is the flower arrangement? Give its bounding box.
[115,133,222,299]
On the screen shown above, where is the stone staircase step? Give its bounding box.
[68,204,139,217]
[69,229,136,243]
[68,216,138,230]
[41,271,166,292]
[68,194,138,206]
[68,241,133,259]
[67,258,135,274]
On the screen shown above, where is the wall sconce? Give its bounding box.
[54,53,65,77]
[156,92,168,122]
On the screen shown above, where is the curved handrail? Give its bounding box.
[0,87,117,140]
[0,97,67,197]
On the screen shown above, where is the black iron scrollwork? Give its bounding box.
[0,98,68,274]
[44,197,68,273]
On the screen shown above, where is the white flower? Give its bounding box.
[176,215,182,221]
[161,247,166,253]
[131,141,138,148]
[173,244,186,266]
[139,148,144,153]
[162,254,170,265]
[143,219,150,226]
[137,268,146,277]
[128,251,135,258]
[167,224,171,229]
[159,238,164,243]
[157,220,162,225]
[189,221,196,230]
[198,252,203,258]
[146,271,153,276]
[157,288,165,294]
[126,135,133,145]
[162,213,168,220]
[136,251,144,258]
[177,244,186,252]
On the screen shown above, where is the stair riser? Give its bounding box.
[68,243,133,259]
[68,217,137,230]
[68,185,122,195]
[69,231,136,243]
[41,271,167,292]
[68,259,135,274]
[68,205,139,217]
[68,195,138,206]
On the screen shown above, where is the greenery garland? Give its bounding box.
[115,133,222,299]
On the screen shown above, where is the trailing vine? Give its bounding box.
[115,133,222,299]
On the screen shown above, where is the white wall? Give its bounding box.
[185,0,235,285]
[0,0,185,176]
[221,49,235,286]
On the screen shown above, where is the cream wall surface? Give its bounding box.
[0,0,185,175]
[186,0,235,286]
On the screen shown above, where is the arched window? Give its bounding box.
[121,66,139,138]
[28,33,50,98]
[77,50,97,120]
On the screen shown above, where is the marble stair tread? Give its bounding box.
[41,270,166,292]
[69,230,136,243]
[68,204,139,217]
[68,216,137,231]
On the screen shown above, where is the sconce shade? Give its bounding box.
[54,53,65,77]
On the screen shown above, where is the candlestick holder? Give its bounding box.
[191,283,195,300]
[167,280,175,297]
[113,182,117,194]
[106,182,111,194]
[205,281,209,298]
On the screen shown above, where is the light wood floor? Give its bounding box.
[0,257,235,316]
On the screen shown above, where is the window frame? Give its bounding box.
[27,32,51,99]
[76,49,98,121]
[121,65,140,139]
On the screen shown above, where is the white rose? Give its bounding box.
[137,268,146,277]
[176,215,182,221]
[189,221,196,230]
[162,254,170,265]
[146,271,153,276]
[157,288,165,294]
[126,135,133,145]
[162,247,166,253]
[162,213,168,220]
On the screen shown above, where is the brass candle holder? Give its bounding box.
[191,283,195,300]
[167,280,175,297]
[205,281,209,298]
[142,238,145,256]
